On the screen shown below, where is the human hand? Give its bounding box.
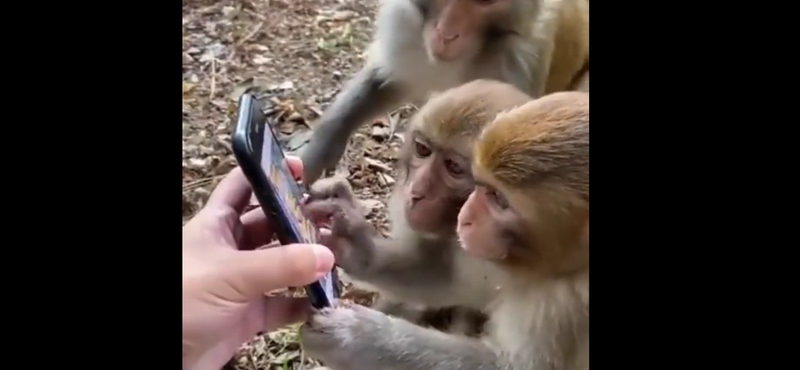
[182,157,335,370]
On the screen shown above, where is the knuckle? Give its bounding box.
[331,181,351,198]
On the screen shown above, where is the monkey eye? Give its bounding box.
[415,141,432,157]
[475,0,499,4]
[444,158,465,176]
[486,188,509,210]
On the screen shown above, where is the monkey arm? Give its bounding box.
[341,233,457,294]
[301,304,505,370]
[366,314,504,370]
[300,66,405,183]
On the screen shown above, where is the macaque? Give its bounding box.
[569,61,589,92]
[299,0,590,183]
[300,91,590,370]
[574,70,589,92]
[303,79,532,335]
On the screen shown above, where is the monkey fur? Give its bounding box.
[299,0,590,184]
[302,79,533,337]
[300,91,590,370]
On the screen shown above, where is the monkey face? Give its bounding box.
[422,0,512,62]
[403,136,473,235]
[456,185,516,260]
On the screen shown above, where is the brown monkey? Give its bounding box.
[303,80,532,335]
[299,0,590,183]
[300,91,589,370]
[568,60,589,92]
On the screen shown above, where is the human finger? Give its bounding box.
[204,167,253,215]
[239,207,274,251]
[247,296,312,333]
[286,156,304,182]
[221,244,335,301]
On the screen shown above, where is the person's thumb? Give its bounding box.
[221,244,335,301]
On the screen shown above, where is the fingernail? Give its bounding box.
[311,244,335,278]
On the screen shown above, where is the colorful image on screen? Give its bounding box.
[260,128,335,299]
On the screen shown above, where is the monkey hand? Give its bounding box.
[300,302,394,370]
[303,178,376,274]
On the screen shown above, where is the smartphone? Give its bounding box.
[231,93,340,309]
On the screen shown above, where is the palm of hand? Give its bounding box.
[182,216,267,369]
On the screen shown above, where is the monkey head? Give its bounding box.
[420,0,515,62]
[456,92,590,275]
[398,80,532,237]
[399,127,474,236]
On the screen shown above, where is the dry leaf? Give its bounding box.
[183,82,196,94]
[371,125,390,139]
[183,52,194,64]
[229,77,272,100]
[379,173,396,186]
[286,130,313,151]
[221,6,239,19]
[273,80,295,90]
[359,199,384,213]
[251,54,272,64]
[332,10,357,21]
[364,158,391,173]
[388,112,403,136]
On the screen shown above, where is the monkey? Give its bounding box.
[574,70,589,92]
[302,79,533,336]
[299,0,590,184]
[568,60,589,92]
[299,91,590,370]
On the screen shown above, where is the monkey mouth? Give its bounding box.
[405,205,441,233]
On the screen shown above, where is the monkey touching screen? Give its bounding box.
[300,91,589,370]
[302,80,532,335]
[299,0,590,184]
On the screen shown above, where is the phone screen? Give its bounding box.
[259,124,338,304]
[232,93,339,308]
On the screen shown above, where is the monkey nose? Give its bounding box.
[442,34,459,44]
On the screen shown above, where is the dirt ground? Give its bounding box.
[182,0,415,368]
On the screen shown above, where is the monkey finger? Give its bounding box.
[305,306,335,330]
[303,199,343,223]
[258,296,313,333]
[314,228,345,255]
[318,227,335,245]
[307,177,354,202]
[285,156,304,182]
[330,207,353,236]
[329,180,355,203]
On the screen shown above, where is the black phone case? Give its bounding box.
[231,93,339,309]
